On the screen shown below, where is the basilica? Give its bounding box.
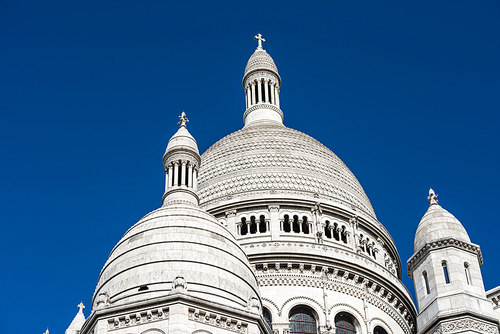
[64,35,500,334]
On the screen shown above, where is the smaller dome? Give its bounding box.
[93,203,260,310]
[414,193,470,252]
[243,49,280,83]
[165,126,199,156]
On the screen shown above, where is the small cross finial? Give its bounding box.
[427,188,439,206]
[254,33,265,49]
[77,302,85,313]
[178,112,189,128]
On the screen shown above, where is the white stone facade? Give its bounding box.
[66,36,500,334]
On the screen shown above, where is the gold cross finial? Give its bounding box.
[254,33,265,49]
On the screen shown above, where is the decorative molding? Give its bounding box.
[262,297,280,314]
[188,308,247,333]
[368,317,394,334]
[280,295,326,316]
[243,104,284,122]
[407,237,483,278]
[427,316,499,334]
[328,303,365,321]
[255,268,414,334]
[107,307,169,331]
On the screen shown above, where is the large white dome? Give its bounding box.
[93,203,260,311]
[198,122,376,217]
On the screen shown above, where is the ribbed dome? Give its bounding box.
[243,49,280,84]
[198,122,375,217]
[93,203,260,310]
[165,125,199,155]
[414,203,471,252]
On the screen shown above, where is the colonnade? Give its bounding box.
[245,78,280,109]
[165,160,198,192]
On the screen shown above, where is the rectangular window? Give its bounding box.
[423,271,430,295]
[465,263,471,285]
[442,262,450,284]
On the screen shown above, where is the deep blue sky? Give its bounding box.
[1,1,499,333]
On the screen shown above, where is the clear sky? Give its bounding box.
[1,1,499,333]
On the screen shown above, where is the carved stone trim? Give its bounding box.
[256,268,414,333]
[243,104,284,122]
[407,237,483,278]
[188,308,248,333]
[427,316,499,334]
[107,307,169,331]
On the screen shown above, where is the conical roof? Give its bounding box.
[164,112,199,156]
[243,49,279,79]
[414,190,470,252]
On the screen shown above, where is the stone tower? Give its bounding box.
[198,35,417,334]
[407,189,499,334]
[78,114,270,334]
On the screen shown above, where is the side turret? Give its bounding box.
[407,189,499,334]
[162,112,201,206]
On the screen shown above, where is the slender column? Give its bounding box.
[251,82,256,105]
[264,79,269,103]
[192,167,198,191]
[165,168,170,192]
[299,219,303,233]
[173,162,179,186]
[257,79,262,103]
[275,87,280,107]
[180,161,187,185]
[246,86,251,108]
[270,82,275,105]
[168,163,173,188]
[187,163,193,187]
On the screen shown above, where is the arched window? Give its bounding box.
[250,216,257,234]
[423,271,430,295]
[283,215,291,232]
[373,326,388,334]
[293,215,300,233]
[289,306,317,334]
[333,223,340,241]
[241,218,248,235]
[324,221,332,239]
[259,215,267,233]
[464,262,471,285]
[263,308,272,329]
[442,261,450,284]
[334,312,356,334]
[341,226,347,243]
[302,216,309,234]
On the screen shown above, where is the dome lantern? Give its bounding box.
[242,34,283,126]
[162,112,201,206]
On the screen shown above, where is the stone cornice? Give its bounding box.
[407,237,483,279]
[425,314,499,334]
[243,104,284,123]
[80,292,264,334]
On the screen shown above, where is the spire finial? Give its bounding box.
[254,33,265,50]
[77,302,85,313]
[427,188,439,206]
[178,112,189,128]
